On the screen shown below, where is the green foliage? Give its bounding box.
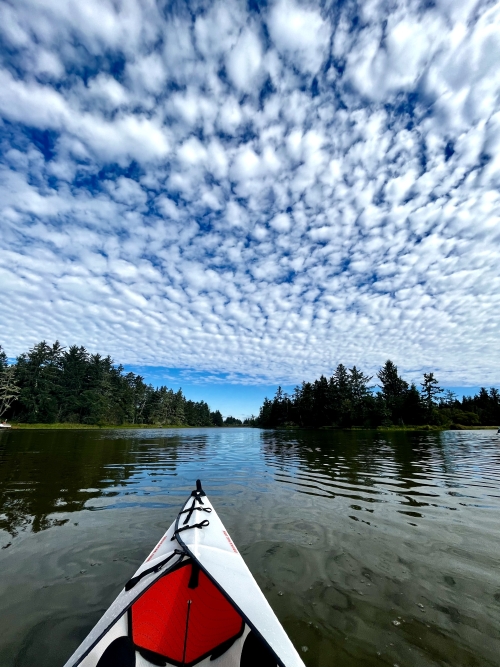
[459,387,500,425]
[257,363,499,429]
[0,346,7,372]
[1,341,222,427]
[224,415,242,425]
[440,408,480,426]
[420,372,443,418]
[258,366,379,429]
[0,346,21,419]
[184,400,212,426]
[210,410,223,426]
[377,360,409,424]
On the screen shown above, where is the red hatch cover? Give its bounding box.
[131,562,243,666]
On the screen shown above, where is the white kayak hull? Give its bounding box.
[63,481,305,667]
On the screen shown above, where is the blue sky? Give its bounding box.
[1,0,499,419]
[125,365,290,419]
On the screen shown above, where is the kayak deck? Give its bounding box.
[63,481,305,667]
[131,561,244,664]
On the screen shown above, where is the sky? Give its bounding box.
[0,0,499,419]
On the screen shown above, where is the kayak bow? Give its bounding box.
[63,480,305,667]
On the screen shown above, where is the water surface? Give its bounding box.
[0,427,499,667]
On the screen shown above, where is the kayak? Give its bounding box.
[0,423,11,428]
[63,480,305,667]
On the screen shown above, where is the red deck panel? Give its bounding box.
[131,562,243,665]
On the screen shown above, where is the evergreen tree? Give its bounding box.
[224,416,242,425]
[441,389,458,407]
[311,375,330,427]
[461,387,500,425]
[0,346,7,372]
[295,381,314,427]
[421,373,442,417]
[331,364,352,427]
[2,340,223,426]
[210,410,223,426]
[258,397,273,428]
[348,366,373,426]
[15,341,64,422]
[401,383,424,425]
[255,365,497,430]
[0,347,20,419]
[377,360,409,424]
[242,415,257,426]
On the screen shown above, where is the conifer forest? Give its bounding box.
[0,343,498,429]
[256,361,499,429]
[0,342,223,426]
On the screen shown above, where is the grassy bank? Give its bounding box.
[6,423,497,432]
[448,424,499,430]
[376,424,444,431]
[278,424,446,431]
[377,424,497,431]
[283,424,498,432]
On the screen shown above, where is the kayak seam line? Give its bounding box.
[175,490,289,667]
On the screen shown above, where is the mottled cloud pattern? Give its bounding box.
[1,0,499,387]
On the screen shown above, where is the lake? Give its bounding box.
[0,427,499,667]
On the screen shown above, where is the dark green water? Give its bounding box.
[0,428,499,667]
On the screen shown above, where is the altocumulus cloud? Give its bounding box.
[0,0,499,387]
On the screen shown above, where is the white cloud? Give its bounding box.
[178,137,208,166]
[194,3,242,59]
[78,114,170,163]
[0,69,70,128]
[226,28,263,91]
[232,145,261,181]
[268,0,329,74]
[86,74,130,110]
[33,49,65,78]
[0,0,499,390]
[105,177,148,208]
[0,70,169,163]
[0,2,30,47]
[269,212,291,232]
[126,53,167,94]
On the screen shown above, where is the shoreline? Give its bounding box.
[3,423,497,431]
[277,424,498,432]
[4,423,218,430]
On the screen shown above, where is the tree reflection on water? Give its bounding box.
[0,429,207,538]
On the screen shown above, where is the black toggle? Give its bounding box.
[190,479,206,503]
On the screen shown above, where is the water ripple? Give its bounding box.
[1,427,500,667]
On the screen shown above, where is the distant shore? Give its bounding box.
[377,424,498,431]
[4,423,216,430]
[3,423,497,431]
[275,424,498,432]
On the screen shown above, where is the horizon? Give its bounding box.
[6,348,496,421]
[125,365,499,420]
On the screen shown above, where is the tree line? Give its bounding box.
[0,341,230,427]
[256,361,500,429]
